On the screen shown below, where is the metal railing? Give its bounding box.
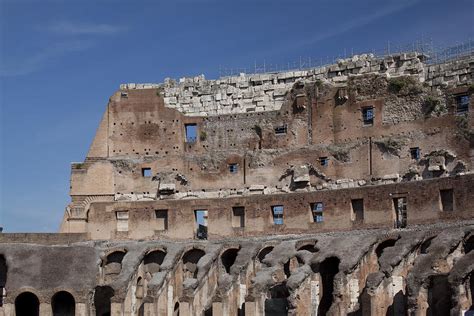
[218,38,474,77]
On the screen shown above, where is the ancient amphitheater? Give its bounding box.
[1,51,473,315]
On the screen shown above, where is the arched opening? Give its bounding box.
[52,291,75,316]
[221,248,239,274]
[420,236,435,254]
[464,235,474,254]
[375,238,398,258]
[15,292,39,316]
[427,274,451,316]
[312,256,340,316]
[297,243,319,253]
[0,255,6,307]
[264,283,289,316]
[257,246,274,263]
[144,250,167,275]
[103,251,126,276]
[174,302,180,316]
[94,286,114,316]
[182,248,205,278]
[136,277,144,299]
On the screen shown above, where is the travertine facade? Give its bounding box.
[0,51,473,316]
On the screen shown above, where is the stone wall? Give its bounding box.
[120,52,473,116]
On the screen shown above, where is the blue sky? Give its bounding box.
[0,0,473,232]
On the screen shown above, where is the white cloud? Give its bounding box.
[46,21,126,35]
[0,39,93,76]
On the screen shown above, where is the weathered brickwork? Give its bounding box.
[0,51,473,316]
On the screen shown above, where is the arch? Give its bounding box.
[182,248,206,278]
[312,256,340,316]
[221,248,240,274]
[15,292,40,316]
[174,302,180,316]
[52,291,75,316]
[94,286,114,316]
[464,235,474,254]
[103,250,127,276]
[375,238,398,258]
[0,255,6,306]
[257,246,274,263]
[420,236,436,254]
[296,241,319,253]
[144,249,167,274]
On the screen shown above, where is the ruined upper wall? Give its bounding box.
[120,52,473,116]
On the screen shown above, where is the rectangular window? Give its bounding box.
[229,163,238,174]
[440,189,454,212]
[393,197,407,228]
[194,209,208,239]
[120,92,128,98]
[456,95,469,113]
[142,168,152,177]
[351,199,364,222]
[155,210,168,230]
[311,202,324,223]
[410,147,420,160]
[272,205,284,225]
[185,124,197,143]
[274,125,287,135]
[116,211,129,232]
[232,207,245,228]
[319,157,328,167]
[362,107,374,126]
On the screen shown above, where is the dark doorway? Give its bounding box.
[440,189,454,212]
[0,255,6,307]
[427,275,451,316]
[393,197,407,228]
[264,284,289,316]
[52,291,75,316]
[351,199,364,222]
[15,292,40,316]
[313,257,340,316]
[94,286,114,316]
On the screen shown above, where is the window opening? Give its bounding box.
[410,147,420,160]
[351,199,364,222]
[440,189,454,212]
[362,107,374,126]
[155,210,168,230]
[185,124,197,143]
[272,205,284,225]
[232,207,245,228]
[311,202,324,223]
[229,163,238,174]
[194,210,208,239]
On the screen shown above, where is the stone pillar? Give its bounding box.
[111,302,123,316]
[39,303,52,316]
[142,302,155,316]
[244,301,257,316]
[1,304,14,316]
[212,302,223,316]
[75,303,87,316]
[179,302,191,316]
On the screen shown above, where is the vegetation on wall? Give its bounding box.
[387,76,422,95]
[374,136,407,156]
[199,131,207,141]
[328,144,351,162]
[422,95,446,116]
[455,115,474,146]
